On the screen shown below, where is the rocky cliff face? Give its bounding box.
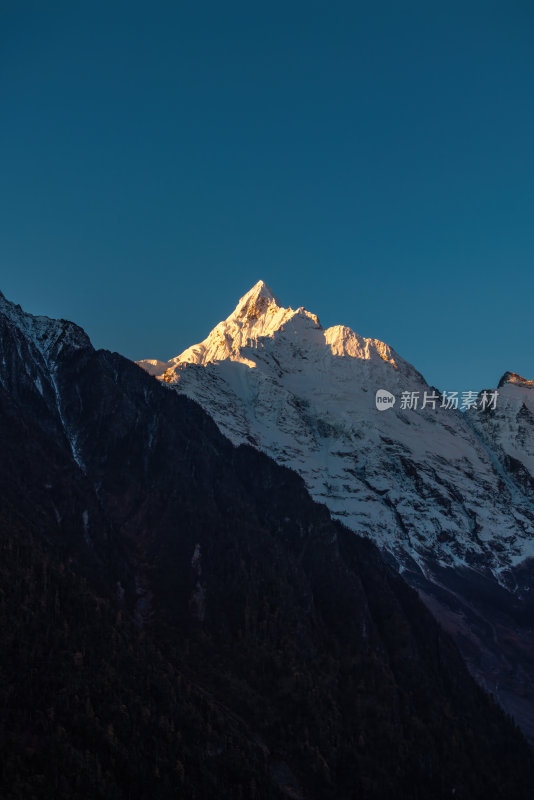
[2,288,534,799]
[138,280,534,740]
[469,372,534,499]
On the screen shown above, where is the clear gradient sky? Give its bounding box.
[1,1,533,392]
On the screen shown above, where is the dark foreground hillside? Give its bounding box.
[0,292,533,799]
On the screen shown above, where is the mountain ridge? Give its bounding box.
[3,288,534,797]
[138,281,534,741]
[138,279,409,377]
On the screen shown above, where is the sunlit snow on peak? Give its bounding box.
[137,280,402,376]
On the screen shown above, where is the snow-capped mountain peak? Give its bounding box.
[136,281,534,737]
[498,371,534,391]
[176,279,324,368]
[138,281,411,379]
[0,290,90,363]
[234,278,280,313]
[138,281,534,583]
[137,280,320,372]
[497,372,534,411]
[470,371,534,485]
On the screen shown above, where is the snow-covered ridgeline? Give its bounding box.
[138,281,534,584]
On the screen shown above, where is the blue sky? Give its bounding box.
[1,1,533,391]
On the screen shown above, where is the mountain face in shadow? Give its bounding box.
[1,290,534,799]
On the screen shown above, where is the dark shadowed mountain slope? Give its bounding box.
[1,290,533,800]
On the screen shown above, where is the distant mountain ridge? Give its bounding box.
[139,280,408,373]
[137,280,534,578]
[139,280,534,740]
